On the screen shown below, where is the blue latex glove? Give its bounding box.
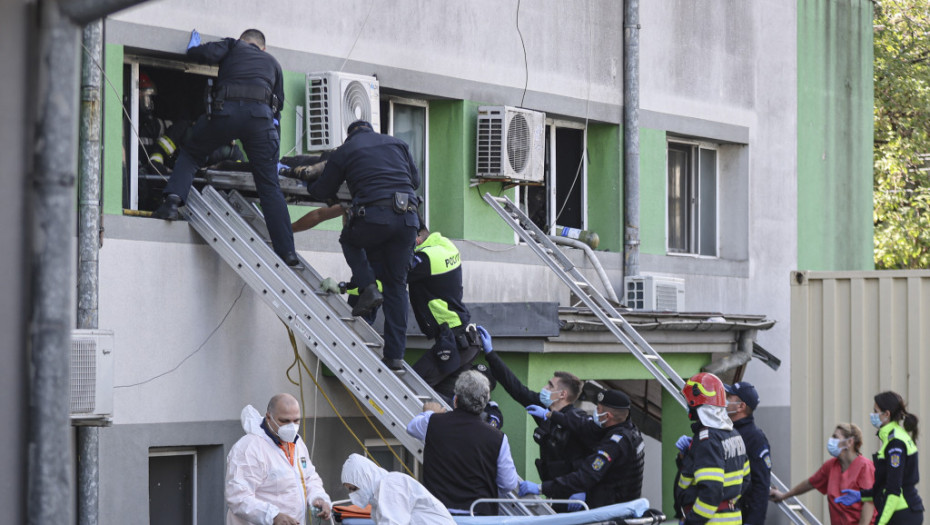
[675,435,692,453]
[187,29,200,50]
[518,480,540,497]
[277,162,289,175]
[567,492,586,512]
[476,325,493,354]
[273,118,280,127]
[835,489,861,506]
[526,405,548,420]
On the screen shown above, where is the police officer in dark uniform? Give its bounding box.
[409,225,479,387]
[307,120,420,372]
[725,382,772,525]
[475,327,589,498]
[675,372,750,525]
[520,389,646,510]
[152,29,297,265]
[837,390,924,525]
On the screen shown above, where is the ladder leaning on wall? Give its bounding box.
[180,185,551,516]
[482,192,821,525]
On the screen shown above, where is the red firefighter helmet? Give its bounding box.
[139,72,156,91]
[683,372,726,407]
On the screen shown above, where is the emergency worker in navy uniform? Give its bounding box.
[152,29,297,266]
[725,381,772,525]
[475,326,590,511]
[307,120,420,372]
[520,389,646,510]
[409,224,480,387]
[675,372,750,525]
[837,390,924,525]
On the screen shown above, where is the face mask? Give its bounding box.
[726,401,741,415]
[539,389,561,408]
[871,412,884,429]
[349,487,373,508]
[827,437,846,457]
[272,415,299,443]
[593,408,607,428]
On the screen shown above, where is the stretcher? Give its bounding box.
[339,498,666,525]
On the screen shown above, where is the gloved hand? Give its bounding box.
[835,489,861,506]
[476,325,492,354]
[518,480,540,497]
[277,162,290,175]
[187,29,200,50]
[526,405,548,420]
[567,492,586,512]
[675,435,692,453]
[320,277,341,294]
[273,118,280,128]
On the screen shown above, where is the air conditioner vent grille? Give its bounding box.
[70,337,98,413]
[624,276,685,312]
[507,113,530,173]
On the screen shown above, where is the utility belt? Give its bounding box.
[684,498,739,515]
[209,83,278,115]
[349,193,418,218]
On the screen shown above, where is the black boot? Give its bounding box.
[382,357,406,373]
[282,252,300,267]
[352,283,383,317]
[152,193,182,220]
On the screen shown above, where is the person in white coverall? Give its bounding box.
[341,453,454,525]
[226,393,332,525]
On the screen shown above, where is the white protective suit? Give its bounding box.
[341,453,455,525]
[225,405,330,525]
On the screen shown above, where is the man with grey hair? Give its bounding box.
[406,370,519,515]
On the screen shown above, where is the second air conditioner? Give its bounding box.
[624,276,685,312]
[70,329,115,426]
[305,71,381,152]
[476,106,545,183]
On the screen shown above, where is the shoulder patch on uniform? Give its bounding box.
[890,452,901,468]
[301,457,308,469]
[763,453,772,470]
[698,429,709,441]
[611,434,623,443]
[592,457,606,471]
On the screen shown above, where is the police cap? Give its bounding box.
[596,389,630,409]
[725,381,760,412]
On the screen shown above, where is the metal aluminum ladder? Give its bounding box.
[483,193,821,525]
[181,186,550,516]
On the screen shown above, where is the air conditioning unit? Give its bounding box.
[305,71,381,152]
[476,106,545,183]
[70,329,114,425]
[624,276,685,312]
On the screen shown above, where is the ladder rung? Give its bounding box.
[643,354,658,360]
[340,317,356,322]
[365,342,380,348]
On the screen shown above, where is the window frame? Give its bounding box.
[384,96,429,226]
[665,138,719,258]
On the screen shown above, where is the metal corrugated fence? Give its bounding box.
[790,270,930,520]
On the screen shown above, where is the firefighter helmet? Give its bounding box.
[139,72,157,113]
[683,372,726,407]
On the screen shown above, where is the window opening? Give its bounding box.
[381,97,428,222]
[519,121,586,233]
[667,140,717,256]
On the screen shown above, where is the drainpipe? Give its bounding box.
[77,18,103,525]
[623,0,640,280]
[29,2,81,524]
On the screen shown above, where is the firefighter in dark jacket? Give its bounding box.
[409,226,480,388]
[307,120,420,372]
[475,328,590,489]
[520,389,646,509]
[675,372,751,525]
[725,381,771,525]
[152,29,296,266]
[836,390,924,525]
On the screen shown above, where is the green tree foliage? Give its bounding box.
[874,0,930,269]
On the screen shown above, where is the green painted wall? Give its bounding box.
[427,100,516,243]
[639,128,667,255]
[103,44,124,215]
[797,0,874,271]
[586,124,623,252]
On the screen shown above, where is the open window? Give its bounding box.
[123,55,218,212]
[519,120,587,233]
[380,97,428,222]
[667,140,718,257]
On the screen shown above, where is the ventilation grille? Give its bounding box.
[70,336,98,414]
[477,109,504,176]
[306,76,330,149]
[624,276,685,312]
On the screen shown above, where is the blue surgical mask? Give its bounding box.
[827,437,845,457]
[593,408,606,428]
[871,412,883,429]
[539,389,560,408]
